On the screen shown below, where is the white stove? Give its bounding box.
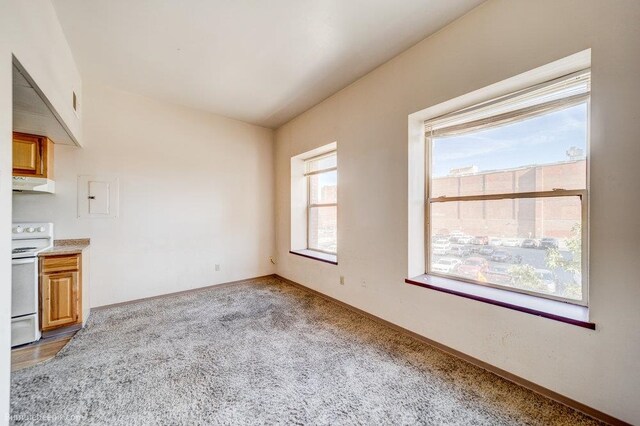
[12,223,54,258]
[11,222,53,346]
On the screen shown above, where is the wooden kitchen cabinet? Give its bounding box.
[12,132,54,178]
[40,254,81,331]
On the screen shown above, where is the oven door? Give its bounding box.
[12,257,39,318]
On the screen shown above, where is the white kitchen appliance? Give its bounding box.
[11,222,53,346]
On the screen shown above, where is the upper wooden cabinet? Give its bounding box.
[12,132,54,179]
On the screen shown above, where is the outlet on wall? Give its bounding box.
[361,279,366,288]
[215,264,220,272]
[339,276,345,285]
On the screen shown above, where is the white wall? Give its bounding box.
[0,7,13,422]
[0,0,82,422]
[13,83,276,307]
[274,0,640,423]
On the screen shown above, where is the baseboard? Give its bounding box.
[92,274,276,311]
[274,274,627,426]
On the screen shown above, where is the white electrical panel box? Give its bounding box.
[78,175,119,218]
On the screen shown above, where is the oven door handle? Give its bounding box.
[12,258,36,265]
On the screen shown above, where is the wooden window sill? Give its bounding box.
[289,250,338,265]
[405,274,594,330]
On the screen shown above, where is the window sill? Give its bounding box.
[405,274,594,330]
[289,250,338,265]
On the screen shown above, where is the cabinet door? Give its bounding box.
[12,133,53,178]
[41,271,79,331]
[13,136,41,175]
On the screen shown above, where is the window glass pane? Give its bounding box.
[429,196,583,301]
[309,171,337,204]
[430,103,587,198]
[306,153,336,173]
[309,206,337,253]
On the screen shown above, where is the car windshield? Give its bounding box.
[465,259,482,266]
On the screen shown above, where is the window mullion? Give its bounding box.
[309,203,338,208]
[304,166,337,177]
[428,189,585,203]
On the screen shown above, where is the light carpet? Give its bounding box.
[10,276,602,425]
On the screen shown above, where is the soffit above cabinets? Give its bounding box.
[13,61,79,147]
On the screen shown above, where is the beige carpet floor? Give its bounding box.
[10,276,602,425]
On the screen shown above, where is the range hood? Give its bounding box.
[13,176,55,194]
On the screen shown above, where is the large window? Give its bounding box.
[426,71,589,305]
[305,151,337,254]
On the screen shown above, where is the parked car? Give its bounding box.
[486,264,512,285]
[457,235,474,244]
[535,269,557,292]
[432,241,451,255]
[448,245,471,257]
[479,246,495,256]
[456,257,488,280]
[502,238,520,247]
[449,235,470,244]
[434,229,450,238]
[431,257,462,274]
[490,250,511,262]
[520,239,538,249]
[539,238,559,249]
[488,237,503,246]
[471,236,489,245]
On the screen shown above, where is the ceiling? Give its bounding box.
[52,0,485,129]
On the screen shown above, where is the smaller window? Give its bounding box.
[305,151,337,254]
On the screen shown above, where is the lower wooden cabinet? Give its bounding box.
[40,254,82,331]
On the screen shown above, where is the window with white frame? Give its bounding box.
[426,70,590,305]
[304,151,337,254]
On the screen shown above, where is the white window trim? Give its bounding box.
[290,142,337,262]
[407,49,592,309]
[425,72,589,306]
[304,150,338,255]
